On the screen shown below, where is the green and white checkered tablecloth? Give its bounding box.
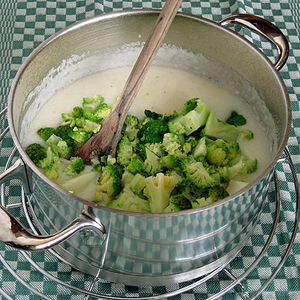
[0,0,300,299]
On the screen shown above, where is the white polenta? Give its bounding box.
[24,65,273,200]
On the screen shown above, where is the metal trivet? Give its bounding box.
[0,106,299,300]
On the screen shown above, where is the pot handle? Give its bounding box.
[0,158,106,251]
[219,14,289,71]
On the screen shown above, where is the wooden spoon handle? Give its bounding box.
[74,0,183,163]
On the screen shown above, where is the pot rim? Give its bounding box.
[7,9,292,217]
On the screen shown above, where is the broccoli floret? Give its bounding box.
[72,106,84,118]
[144,173,179,213]
[82,95,104,112]
[117,135,134,166]
[239,130,254,141]
[218,155,257,181]
[178,98,198,116]
[83,119,101,133]
[144,143,165,157]
[159,154,180,170]
[229,156,258,175]
[226,111,247,126]
[122,115,140,141]
[37,127,55,141]
[126,154,144,174]
[162,132,186,159]
[206,143,227,166]
[143,147,163,175]
[54,124,75,147]
[144,109,163,120]
[109,185,151,213]
[68,128,93,148]
[174,181,207,202]
[207,185,229,201]
[122,170,135,185]
[192,197,215,208]
[94,164,123,205]
[193,137,207,158]
[46,134,74,159]
[166,194,192,212]
[130,173,146,195]
[240,157,258,175]
[37,147,55,169]
[100,155,116,166]
[137,119,168,144]
[84,103,111,123]
[168,99,210,135]
[63,157,85,177]
[182,155,217,188]
[44,156,62,180]
[25,143,47,165]
[35,147,61,180]
[202,111,240,142]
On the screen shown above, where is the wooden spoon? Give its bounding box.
[73,0,183,164]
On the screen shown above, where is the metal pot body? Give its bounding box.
[7,11,290,286]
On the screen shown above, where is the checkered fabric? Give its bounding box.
[0,0,299,299]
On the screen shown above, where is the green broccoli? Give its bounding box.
[143,147,163,175]
[239,130,254,141]
[192,137,207,158]
[162,132,186,159]
[109,185,151,213]
[206,143,227,166]
[130,173,146,195]
[226,111,247,126]
[63,157,85,177]
[144,109,164,120]
[82,95,104,112]
[68,128,93,148]
[202,111,240,142]
[37,127,55,141]
[229,156,258,175]
[165,194,192,212]
[182,155,217,188]
[144,173,179,213]
[84,102,111,123]
[117,135,134,166]
[122,115,139,141]
[36,147,62,180]
[168,99,210,135]
[72,106,84,118]
[94,164,123,205]
[25,143,47,165]
[46,134,74,159]
[83,119,101,133]
[184,136,198,152]
[100,155,116,166]
[137,119,168,144]
[159,154,180,170]
[207,185,229,201]
[144,143,165,157]
[54,124,75,147]
[192,197,215,208]
[178,98,199,116]
[126,154,144,174]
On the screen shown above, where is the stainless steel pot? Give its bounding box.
[0,11,291,286]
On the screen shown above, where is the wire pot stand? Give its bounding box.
[0,106,299,300]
